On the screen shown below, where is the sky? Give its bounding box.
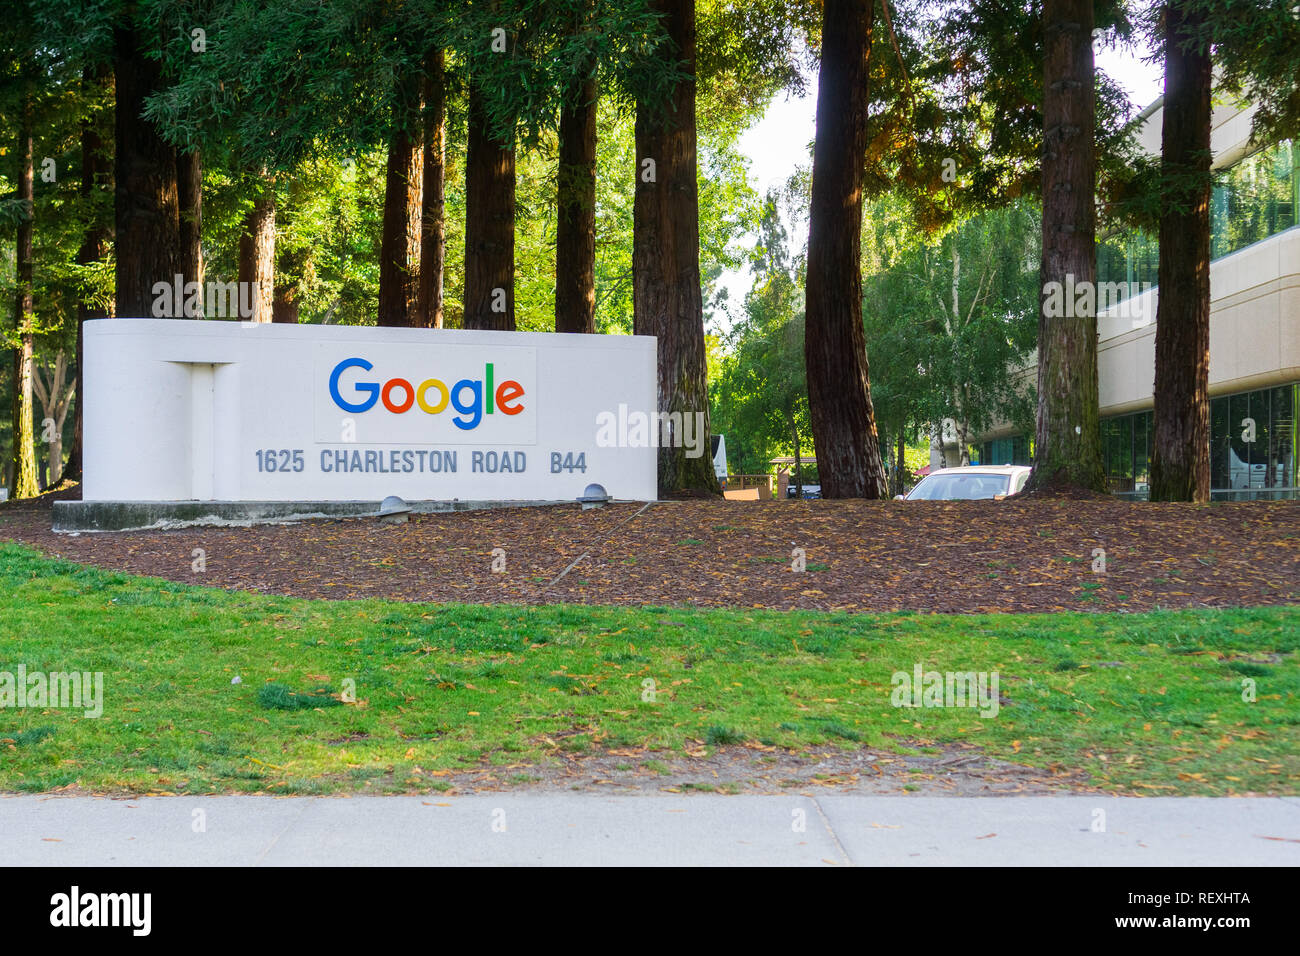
[712,34,1165,335]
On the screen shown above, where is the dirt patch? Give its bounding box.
[375,740,1101,796]
[3,487,1297,613]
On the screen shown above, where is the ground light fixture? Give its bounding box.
[377,495,412,524]
[577,483,611,510]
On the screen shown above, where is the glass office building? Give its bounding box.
[981,385,1299,499]
[1097,385,1299,498]
[981,137,1300,498]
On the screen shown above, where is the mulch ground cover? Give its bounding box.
[3,487,1296,613]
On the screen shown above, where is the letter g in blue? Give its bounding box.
[330,357,379,413]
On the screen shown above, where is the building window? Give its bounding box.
[1271,386,1297,488]
[1098,229,1159,293]
[1103,416,1135,492]
[1211,397,1231,489]
[1211,140,1298,259]
[1106,383,1300,497]
[1100,140,1298,296]
[1132,411,1151,486]
[981,436,1032,466]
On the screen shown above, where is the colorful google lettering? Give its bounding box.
[328,357,524,430]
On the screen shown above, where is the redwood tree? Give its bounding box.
[803,0,887,499]
[418,48,446,328]
[237,181,275,323]
[1148,1,1213,502]
[378,71,424,328]
[272,243,303,324]
[633,0,719,496]
[1022,0,1106,494]
[177,147,203,295]
[113,16,180,318]
[463,82,516,331]
[555,23,598,334]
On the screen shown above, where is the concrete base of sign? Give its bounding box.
[52,499,570,533]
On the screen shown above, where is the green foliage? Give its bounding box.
[863,198,1040,450]
[697,0,820,119]
[0,1,111,479]
[923,0,1143,224]
[1171,0,1300,146]
[143,1,675,167]
[711,192,808,475]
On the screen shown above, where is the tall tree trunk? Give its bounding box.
[419,49,446,328]
[114,19,180,317]
[803,0,887,499]
[11,84,38,499]
[238,184,275,323]
[556,63,598,333]
[464,83,516,330]
[177,147,203,297]
[66,63,113,483]
[272,244,302,324]
[379,72,424,328]
[1024,0,1107,493]
[1149,2,1212,502]
[633,0,719,496]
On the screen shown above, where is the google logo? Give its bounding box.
[328,357,525,430]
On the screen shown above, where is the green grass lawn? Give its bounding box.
[0,542,1295,795]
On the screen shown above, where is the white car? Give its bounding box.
[901,465,1031,501]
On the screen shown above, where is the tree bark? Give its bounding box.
[272,243,302,324]
[11,84,39,499]
[633,0,719,496]
[1149,2,1212,502]
[114,19,180,318]
[419,49,446,328]
[177,147,203,295]
[238,184,276,323]
[379,72,424,328]
[1024,0,1107,494]
[803,0,888,499]
[463,82,516,330]
[66,63,114,483]
[556,65,598,333]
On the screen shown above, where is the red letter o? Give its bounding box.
[381,378,415,413]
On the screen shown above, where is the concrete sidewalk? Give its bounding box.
[4,795,1297,866]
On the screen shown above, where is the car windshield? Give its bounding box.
[908,473,1011,500]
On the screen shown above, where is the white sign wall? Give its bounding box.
[83,319,658,503]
